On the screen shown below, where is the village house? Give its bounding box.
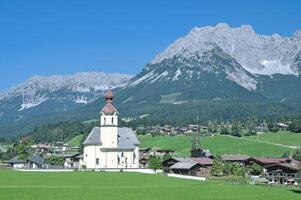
[62,154,83,168]
[246,157,300,185]
[26,155,45,169]
[163,157,213,177]
[221,155,251,165]
[7,157,27,169]
[83,89,139,169]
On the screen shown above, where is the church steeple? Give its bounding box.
[100,89,118,127]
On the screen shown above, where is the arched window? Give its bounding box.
[112,117,114,124]
[104,117,106,125]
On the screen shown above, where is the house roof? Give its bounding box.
[83,127,101,145]
[83,127,139,149]
[189,157,213,165]
[27,155,44,165]
[170,162,199,170]
[264,163,299,171]
[7,157,26,164]
[251,157,293,165]
[222,155,251,162]
[61,153,80,158]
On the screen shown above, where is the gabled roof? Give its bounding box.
[190,157,213,165]
[7,157,26,164]
[83,127,101,145]
[83,127,139,149]
[27,155,44,165]
[170,162,199,170]
[222,155,251,162]
[118,127,140,149]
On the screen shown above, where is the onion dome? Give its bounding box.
[101,89,118,114]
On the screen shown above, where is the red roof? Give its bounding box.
[100,89,118,114]
[190,157,213,165]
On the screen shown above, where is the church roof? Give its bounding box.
[100,89,118,114]
[83,127,101,145]
[101,103,118,115]
[83,127,139,149]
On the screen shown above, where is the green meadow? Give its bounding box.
[67,134,84,147]
[138,134,297,157]
[246,131,301,147]
[0,170,300,200]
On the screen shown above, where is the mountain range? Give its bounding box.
[1,23,301,136]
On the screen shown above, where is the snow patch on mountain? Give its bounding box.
[1,72,133,111]
[150,71,168,83]
[173,68,182,81]
[151,23,301,76]
[75,96,88,104]
[128,70,156,87]
[19,95,49,111]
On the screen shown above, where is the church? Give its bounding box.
[83,89,140,169]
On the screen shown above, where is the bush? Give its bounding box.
[45,156,65,166]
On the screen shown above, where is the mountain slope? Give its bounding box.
[1,23,301,137]
[0,72,132,136]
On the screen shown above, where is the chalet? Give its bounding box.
[170,162,204,176]
[265,163,299,185]
[246,157,298,167]
[62,154,83,168]
[163,157,213,177]
[277,123,289,130]
[155,149,175,156]
[7,157,26,169]
[246,157,300,185]
[26,155,44,169]
[221,155,251,165]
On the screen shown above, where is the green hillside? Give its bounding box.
[138,134,296,157]
[246,131,301,147]
[67,134,84,147]
[0,170,300,200]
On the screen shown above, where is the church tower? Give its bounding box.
[100,89,118,148]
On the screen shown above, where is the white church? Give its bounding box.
[83,89,140,169]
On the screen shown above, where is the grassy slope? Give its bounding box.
[138,134,295,157]
[245,131,301,147]
[67,134,84,147]
[0,170,300,200]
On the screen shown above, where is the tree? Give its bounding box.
[230,162,246,177]
[149,155,161,172]
[162,154,172,161]
[231,121,243,137]
[292,149,301,162]
[211,157,224,176]
[282,151,290,158]
[298,163,301,188]
[250,163,262,175]
[45,156,65,166]
[220,122,231,135]
[16,137,33,160]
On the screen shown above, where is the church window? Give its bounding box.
[133,152,136,164]
[96,158,99,165]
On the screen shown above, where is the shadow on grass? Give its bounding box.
[290,189,301,194]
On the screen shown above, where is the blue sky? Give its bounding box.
[0,0,300,91]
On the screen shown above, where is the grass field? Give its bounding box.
[67,134,84,147]
[0,170,300,200]
[138,134,296,157]
[245,131,301,147]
